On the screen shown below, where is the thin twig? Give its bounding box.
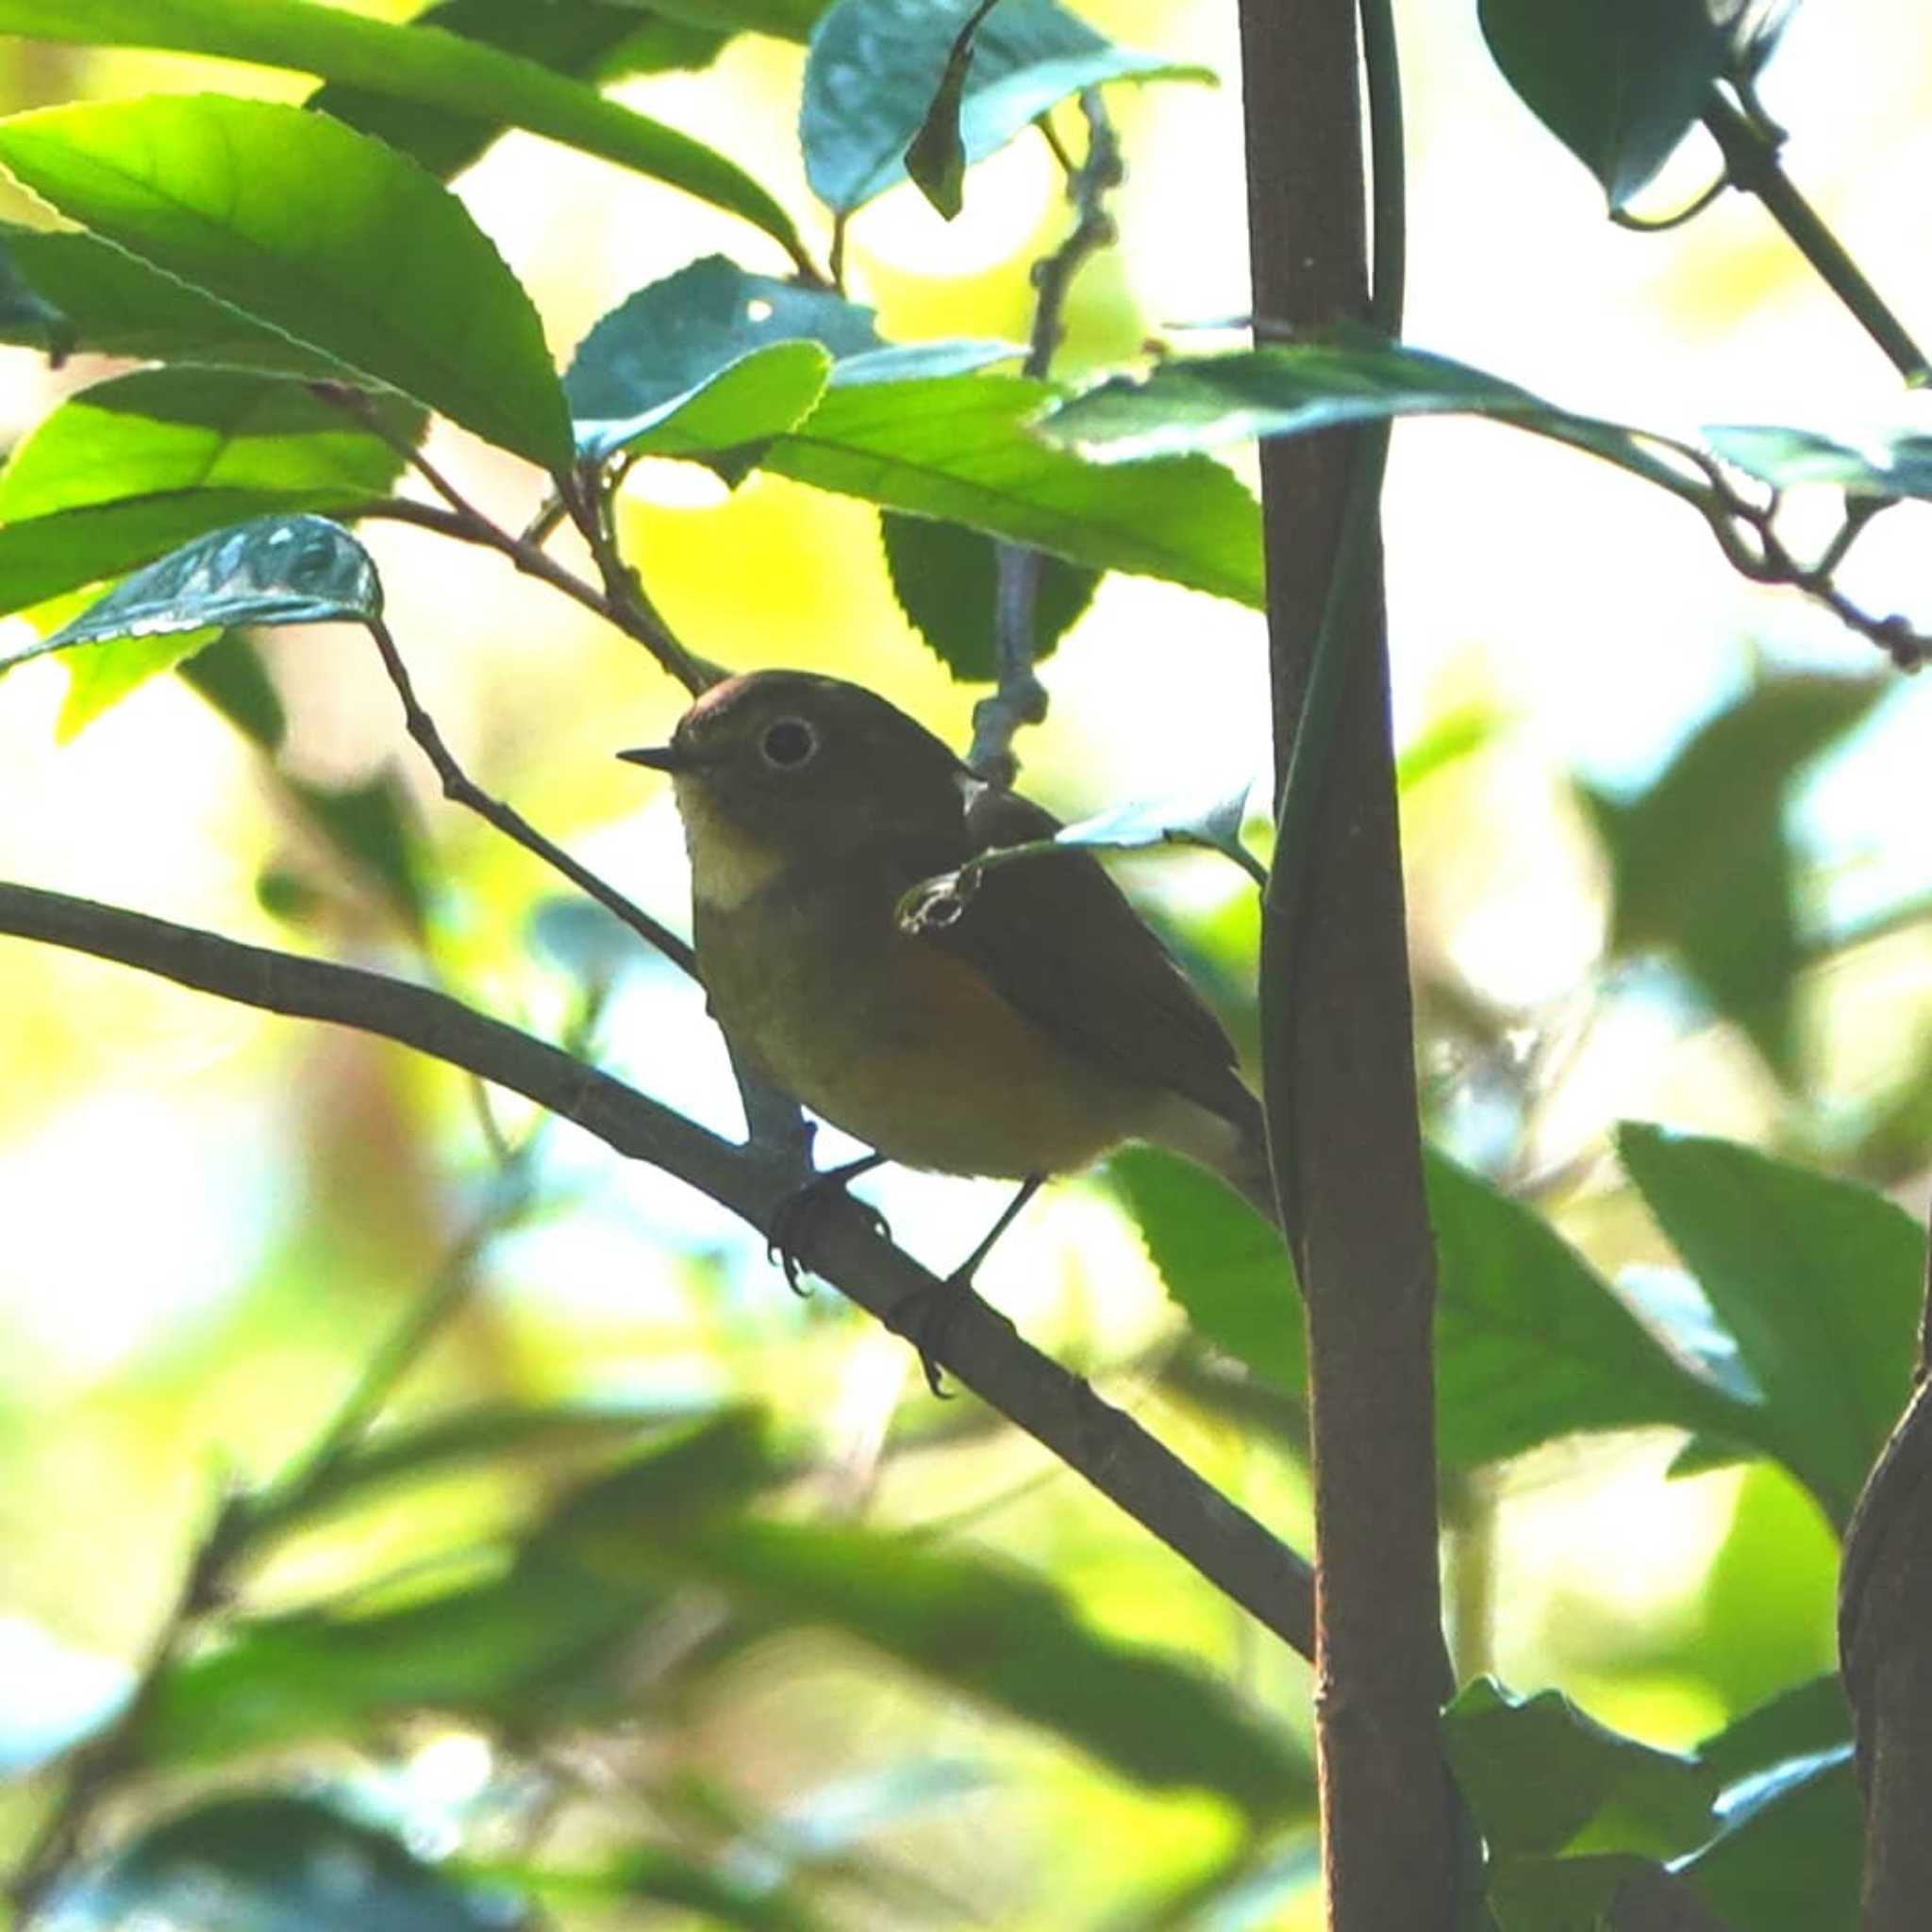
[968,91,1124,782]
[321,383,716,692]
[364,616,697,976]
[1702,90,1930,387]
[559,468,723,695]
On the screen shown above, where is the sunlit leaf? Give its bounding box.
[46,1794,532,1931]
[0,222,347,375]
[308,0,730,184]
[801,0,1209,214]
[880,511,1100,677]
[57,627,221,740]
[1444,1676,1717,1859]
[765,374,1263,604]
[1580,674,1884,1081]
[0,0,804,265]
[1618,1124,1922,1528]
[0,368,418,621]
[1039,336,1681,491]
[1477,0,1727,208]
[0,92,574,470]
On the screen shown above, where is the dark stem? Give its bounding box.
[1239,0,1461,1927]
[967,90,1123,783]
[0,883,1318,1669]
[364,617,697,976]
[1702,91,1930,386]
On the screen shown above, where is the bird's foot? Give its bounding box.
[886,1271,974,1399]
[765,1154,890,1293]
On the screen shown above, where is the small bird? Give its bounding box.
[621,670,1277,1383]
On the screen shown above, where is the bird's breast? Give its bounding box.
[693,869,1151,1179]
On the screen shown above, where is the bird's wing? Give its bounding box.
[889,778,1258,1132]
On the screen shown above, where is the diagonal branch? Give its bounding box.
[0,881,1316,1664]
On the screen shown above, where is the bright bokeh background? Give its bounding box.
[1,0,1928,1922]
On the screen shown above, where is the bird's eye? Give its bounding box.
[759,717,817,769]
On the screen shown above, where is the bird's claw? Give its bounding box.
[765,1164,891,1294]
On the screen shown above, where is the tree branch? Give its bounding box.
[0,882,1316,1665]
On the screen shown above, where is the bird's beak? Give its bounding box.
[617,742,691,773]
[614,738,707,769]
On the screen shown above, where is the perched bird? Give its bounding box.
[621,670,1276,1383]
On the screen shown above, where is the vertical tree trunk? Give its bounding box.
[1235,1,1461,1924]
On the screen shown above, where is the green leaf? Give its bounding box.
[1395,700,1503,793]
[51,1794,530,1931]
[625,0,827,43]
[1483,1855,1707,1932]
[1580,674,1884,1080]
[0,230,73,359]
[1109,1146,1305,1392]
[0,0,804,265]
[1427,1153,1751,1470]
[249,1398,718,1539]
[141,1414,773,1763]
[0,93,573,470]
[0,369,419,525]
[880,510,1098,676]
[308,0,729,184]
[15,516,382,666]
[0,368,417,622]
[1052,781,1259,883]
[1477,0,1727,208]
[283,770,428,931]
[1698,1675,1852,1788]
[1676,1747,1859,1932]
[801,0,1210,213]
[594,1514,1310,1819]
[0,222,345,374]
[764,374,1263,604]
[177,630,288,749]
[1115,1147,1750,1471]
[1707,423,1932,499]
[901,0,1000,218]
[1039,336,1689,494]
[1618,1124,1923,1528]
[57,627,221,739]
[1443,1676,1718,1859]
[567,254,880,460]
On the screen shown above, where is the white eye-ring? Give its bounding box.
[759,717,817,769]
